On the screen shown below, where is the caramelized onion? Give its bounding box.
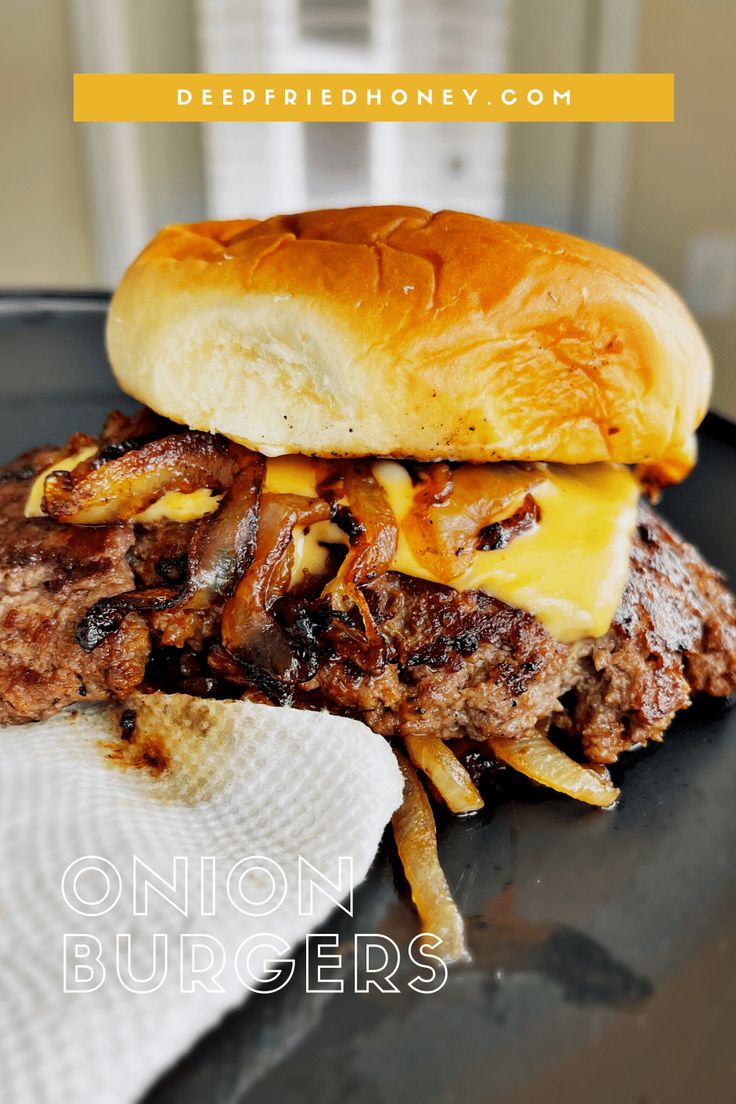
[44,431,251,525]
[404,463,543,581]
[76,586,178,651]
[76,448,264,650]
[221,493,331,686]
[392,752,468,963]
[184,454,264,610]
[404,734,484,814]
[97,407,174,461]
[476,494,540,551]
[321,465,398,657]
[488,730,619,808]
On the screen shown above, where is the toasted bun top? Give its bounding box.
[107,206,711,480]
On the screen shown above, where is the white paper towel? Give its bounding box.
[0,694,403,1104]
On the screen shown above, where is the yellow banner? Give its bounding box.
[74,73,674,123]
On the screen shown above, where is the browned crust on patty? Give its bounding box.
[0,439,733,764]
[301,504,736,763]
[0,449,149,725]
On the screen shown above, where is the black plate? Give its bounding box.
[2,298,735,1104]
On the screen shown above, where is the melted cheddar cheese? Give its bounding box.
[374,461,639,642]
[132,490,220,524]
[26,448,639,642]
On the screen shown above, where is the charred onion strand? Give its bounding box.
[322,465,398,660]
[392,752,468,963]
[183,454,264,610]
[221,493,331,684]
[44,430,252,525]
[404,734,484,815]
[404,463,543,581]
[477,494,541,551]
[488,730,619,808]
[96,407,174,462]
[76,587,178,651]
[76,447,264,651]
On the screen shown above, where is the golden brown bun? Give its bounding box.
[107,206,711,480]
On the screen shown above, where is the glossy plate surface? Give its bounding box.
[1,299,734,1104]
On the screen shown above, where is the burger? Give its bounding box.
[1,207,734,949]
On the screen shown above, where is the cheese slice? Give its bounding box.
[132,490,220,524]
[375,460,639,642]
[263,454,320,498]
[25,447,639,642]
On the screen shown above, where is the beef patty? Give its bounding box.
[303,505,736,763]
[0,448,149,724]
[0,444,734,765]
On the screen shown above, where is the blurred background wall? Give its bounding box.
[623,0,736,415]
[0,0,96,286]
[0,0,734,416]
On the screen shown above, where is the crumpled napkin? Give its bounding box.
[0,693,403,1104]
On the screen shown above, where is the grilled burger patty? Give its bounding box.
[306,506,736,764]
[0,447,149,725]
[0,435,734,761]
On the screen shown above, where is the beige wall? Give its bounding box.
[622,0,736,418]
[2,0,735,422]
[0,0,95,286]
